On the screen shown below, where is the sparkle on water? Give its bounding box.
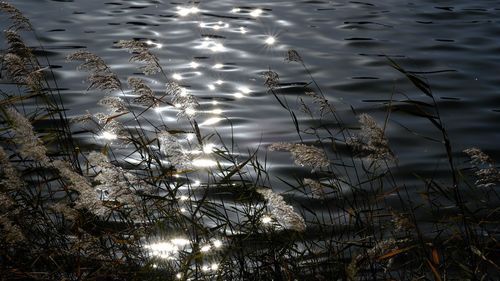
[200,117,223,126]
[250,8,263,18]
[203,143,215,153]
[172,73,183,81]
[213,239,223,248]
[97,131,117,140]
[265,36,276,45]
[211,108,223,115]
[200,244,211,252]
[146,40,163,49]
[192,158,217,167]
[238,86,251,94]
[186,133,195,141]
[185,107,196,116]
[176,6,199,17]
[144,237,191,259]
[189,61,200,69]
[262,216,272,224]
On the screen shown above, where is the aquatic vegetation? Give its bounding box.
[157,131,193,169]
[284,49,303,63]
[116,39,161,75]
[0,146,24,192]
[463,148,500,187]
[348,113,394,160]
[262,70,280,90]
[97,96,128,113]
[67,50,121,93]
[0,2,499,281]
[269,142,329,171]
[165,81,199,118]
[257,188,306,232]
[303,178,327,198]
[128,77,160,108]
[0,1,31,31]
[3,107,49,163]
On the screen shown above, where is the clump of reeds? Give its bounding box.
[269,142,329,171]
[1,2,499,280]
[116,39,161,75]
[4,30,34,61]
[2,52,43,92]
[67,50,121,93]
[128,77,160,108]
[304,178,328,198]
[284,49,303,63]
[347,238,406,280]
[157,131,193,169]
[165,81,199,118]
[257,188,306,232]
[98,96,128,113]
[0,146,25,244]
[348,113,394,160]
[262,70,280,90]
[3,106,49,163]
[463,147,500,187]
[0,1,31,31]
[87,151,141,209]
[52,159,107,216]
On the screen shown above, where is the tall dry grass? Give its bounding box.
[1,2,499,280]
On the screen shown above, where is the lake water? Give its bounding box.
[12,0,500,181]
[3,0,500,278]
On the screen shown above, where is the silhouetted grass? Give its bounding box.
[1,2,499,281]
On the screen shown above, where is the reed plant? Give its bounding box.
[1,2,499,280]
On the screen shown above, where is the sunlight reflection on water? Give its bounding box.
[13,0,500,274]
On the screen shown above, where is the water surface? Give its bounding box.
[10,0,500,235]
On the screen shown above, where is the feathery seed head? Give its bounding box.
[269,142,329,171]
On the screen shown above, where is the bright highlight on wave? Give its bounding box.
[265,36,276,45]
[238,86,251,94]
[199,39,225,52]
[201,263,219,272]
[250,8,263,18]
[145,40,163,49]
[144,237,191,259]
[203,143,215,153]
[262,216,272,224]
[200,117,222,126]
[211,108,222,115]
[192,159,217,167]
[200,21,229,30]
[185,107,196,116]
[97,131,117,140]
[211,43,224,52]
[176,6,199,17]
[172,73,183,81]
[189,61,199,69]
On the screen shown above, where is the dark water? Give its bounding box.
[9,0,500,218]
